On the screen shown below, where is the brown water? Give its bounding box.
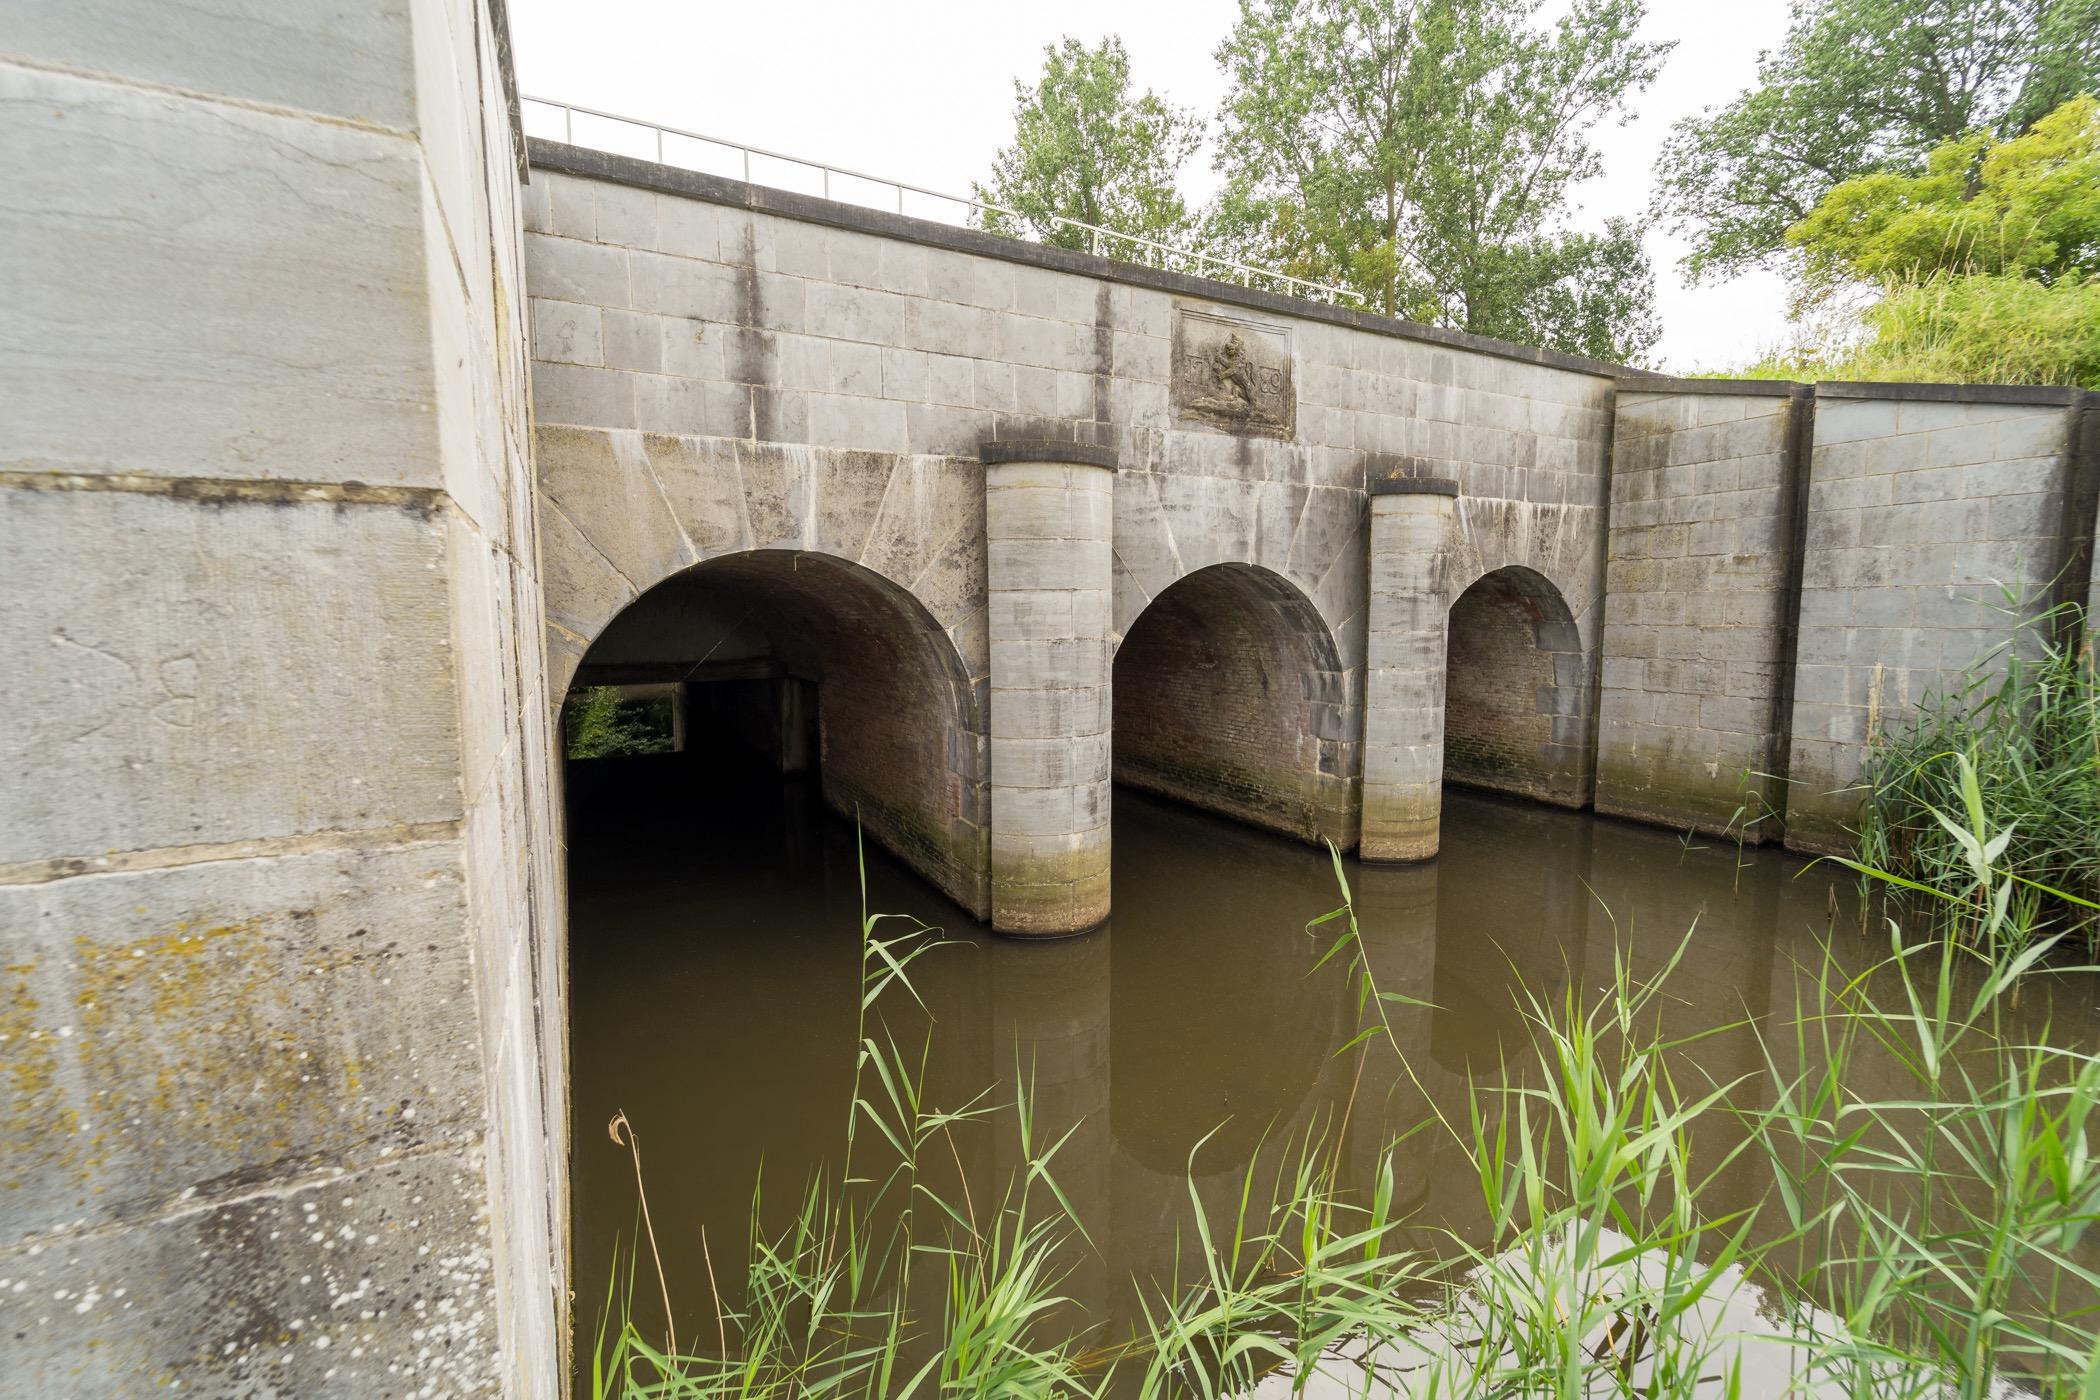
[563,752,2098,1386]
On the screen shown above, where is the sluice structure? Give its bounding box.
[3,1,2096,1389]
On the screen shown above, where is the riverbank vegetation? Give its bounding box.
[1738,93,2100,389]
[1854,603,2100,952]
[567,685,678,761]
[589,785,2100,1397]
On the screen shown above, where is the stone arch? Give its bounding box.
[1111,562,1359,846]
[1441,564,1590,806]
[565,548,990,916]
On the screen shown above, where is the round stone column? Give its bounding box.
[1360,473,1459,861]
[981,437,1116,935]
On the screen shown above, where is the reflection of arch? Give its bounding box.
[568,549,989,915]
[1443,565,1589,806]
[1112,563,1358,846]
[1107,793,1350,1178]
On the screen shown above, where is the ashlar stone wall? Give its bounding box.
[1,0,567,1391]
[1596,382,1804,837]
[1785,385,2092,852]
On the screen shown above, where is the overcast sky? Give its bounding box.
[512,0,1798,372]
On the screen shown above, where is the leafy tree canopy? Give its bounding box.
[1788,94,2100,288]
[566,686,676,760]
[1656,0,2100,282]
[1207,0,1669,362]
[974,36,1203,258]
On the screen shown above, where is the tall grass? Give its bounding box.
[1856,602,2100,953]
[591,804,2100,1398]
[1734,272,2100,390]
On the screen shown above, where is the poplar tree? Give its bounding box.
[975,36,1204,260]
[1208,0,1669,361]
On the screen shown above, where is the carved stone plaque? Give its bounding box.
[1171,306,1295,439]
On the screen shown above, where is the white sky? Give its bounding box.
[511,0,1798,372]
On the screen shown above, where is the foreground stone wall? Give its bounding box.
[1,0,565,1391]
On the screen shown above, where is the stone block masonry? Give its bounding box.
[1595,381,1805,838]
[1783,384,2093,853]
[1360,479,1460,860]
[520,142,1620,917]
[985,441,1116,934]
[1,0,566,1392]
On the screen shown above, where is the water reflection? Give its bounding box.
[564,753,2080,1388]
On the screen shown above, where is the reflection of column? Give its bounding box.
[987,926,1112,1316]
[1346,859,1442,1188]
[1352,859,1441,1053]
[983,438,1116,935]
[1360,475,1458,860]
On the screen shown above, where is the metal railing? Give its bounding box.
[521,95,1362,306]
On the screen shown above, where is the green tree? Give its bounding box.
[1208,0,1669,361]
[1762,96,2100,388]
[566,686,676,760]
[1788,93,2100,288]
[975,36,1203,259]
[1655,0,2100,282]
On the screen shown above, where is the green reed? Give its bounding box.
[592,794,2100,1398]
[1854,601,2100,954]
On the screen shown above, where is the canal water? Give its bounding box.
[564,751,2095,1390]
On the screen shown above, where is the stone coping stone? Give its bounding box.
[527,139,1632,383]
[1367,473,1460,497]
[1363,453,1461,496]
[1616,375,1800,398]
[979,437,1119,469]
[1815,380,2089,406]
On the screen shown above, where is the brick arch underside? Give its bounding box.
[1443,565,1588,806]
[573,550,990,916]
[1112,563,1359,847]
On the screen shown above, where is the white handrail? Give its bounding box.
[520,95,1363,306]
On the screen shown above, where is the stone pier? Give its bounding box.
[1359,474,1460,861]
[983,439,1117,934]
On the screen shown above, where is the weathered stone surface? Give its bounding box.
[1596,390,1799,837]
[1361,493,1457,860]
[0,1148,502,1394]
[986,460,1114,934]
[0,841,480,1242]
[1171,304,1295,438]
[5,5,566,1395]
[0,489,463,869]
[3,0,419,128]
[1,65,439,487]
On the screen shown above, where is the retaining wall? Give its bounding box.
[1,0,566,1391]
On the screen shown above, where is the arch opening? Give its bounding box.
[1441,566,1588,807]
[1111,563,1358,847]
[562,549,989,915]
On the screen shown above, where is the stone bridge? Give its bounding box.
[524,140,2097,930]
[4,2,2097,1390]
